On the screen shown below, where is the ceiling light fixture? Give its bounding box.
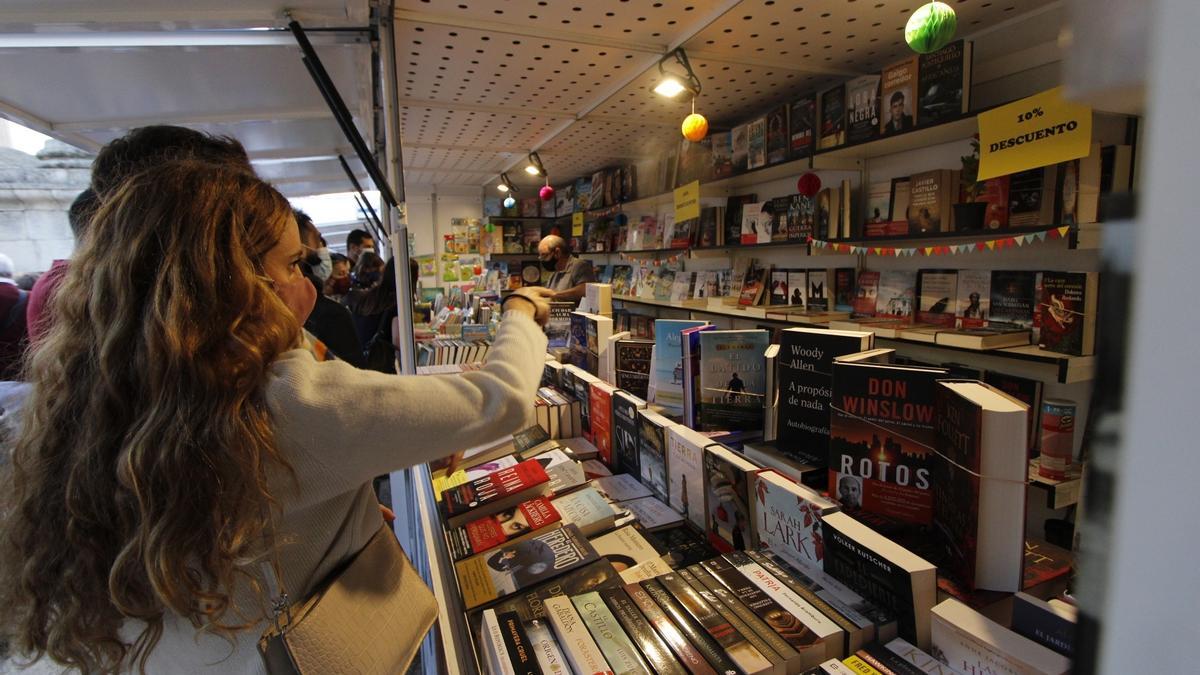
[653,48,701,99]
[524,151,547,177]
[496,171,518,193]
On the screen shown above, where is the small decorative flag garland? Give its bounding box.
[810,225,1071,257]
[615,251,686,266]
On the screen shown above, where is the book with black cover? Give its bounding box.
[846,75,881,145]
[636,409,673,503]
[456,524,600,610]
[726,194,759,249]
[498,611,546,675]
[746,550,871,656]
[601,587,688,675]
[478,558,625,627]
[687,564,804,673]
[790,94,817,159]
[828,362,948,539]
[776,327,873,464]
[989,270,1037,330]
[622,582,720,675]
[820,512,937,648]
[700,557,828,668]
[1038,271,1097,356]
[612,390,645,477]
[854,641,927,675]
[766,104,790,165]
[614,339,653,400]
[916,40,972,126]
[649,574,772,674]
[819,84,846,150]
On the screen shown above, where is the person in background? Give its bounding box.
[537,234,595,305]
[295,210,364,368]
[27,189,97,346]
[345,228,374,265]
[346,257,399,373]
[15,274,38,292]
[351,250,385,291]
[0,253,28,380]
[325,253,352,299]
[0,161,553,673]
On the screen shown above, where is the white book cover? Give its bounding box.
[931,599,1071,675]
[693,270,710,300]
[525,618,571,675]
[481,609,518,675]
[590,525,662,571]
[732,556,845,646]
[885,637,965,675]
[592,474,652,503]
[670,271,694,302]
[954,269,991,329]
[753,470,839,572]
[741,201,765,245]
[666,425,711,530]
[618,557,673,584]
[544,596,614,675]
[530,448,587,494]
[552,487,617,537]
[620,495,684,531]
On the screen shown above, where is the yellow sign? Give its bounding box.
[571,211,584,236]
[977,87,1093,181]
[674,180,701,223]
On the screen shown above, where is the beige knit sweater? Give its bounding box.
[114,311,548,673]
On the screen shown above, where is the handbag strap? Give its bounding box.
[259,507,292,633]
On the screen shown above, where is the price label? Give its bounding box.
[977,87,1093,181]
[674,180,701,223]
[571,211,584,236]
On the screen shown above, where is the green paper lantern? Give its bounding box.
[905,1,957,54]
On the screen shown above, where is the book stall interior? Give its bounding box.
[384,0,1174,672]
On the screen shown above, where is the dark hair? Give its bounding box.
[293,208,319,243]
[330,252,351,266]
[346,229,373,249]
[90,125,251,197]
[409,258,419,289]
[890,91,906,104]
[355,257,397,317]
[67,189,98,240]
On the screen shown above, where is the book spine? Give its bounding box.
[676,568,784,673]
[542,596,615,675]
[657,570,774,674]
[483,609,519,675]
[573,591,653,674]
[687,564,803,667]
[499,611,547,675]
[699,557,825,657]
[725,552,843,656]
[448,524,474,562]
[855,641,928,675]
[641,578,746,675]
[600,587,689,675]
[622,583,719,675]
[747,550,868,653]
[842,654,887,675]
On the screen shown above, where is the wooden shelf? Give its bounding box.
[1028,459,1083,509]
[611,294,1093,384]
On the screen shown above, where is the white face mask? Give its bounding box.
[313,247,333,282]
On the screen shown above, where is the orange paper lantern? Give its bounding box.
[681,113,709,142]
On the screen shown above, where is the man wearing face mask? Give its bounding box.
[537,234,594,305]
[346,228,375,265]
[295,210,365,367]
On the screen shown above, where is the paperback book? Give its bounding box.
[666,424,712,530]
[954,269,990,329]
[989,270,1037,330]
[880,55,918,135]
[653,319,709,418]
[447,496,562,562]
[790,94,817,158]
[636,409,674,503]
[766,104,790,165]
[456,524,600,610]
[819,84,846,149]
[876,270,917,321]
[753,470,840,571]
[441,459,553,528]
[614,339,653,401]
[697,329,770,431]
[611,391,646,476]
[916,40,972,126]
[1037,271,1097,356]
[572,591,653,674]
[915,269,958,327]
[846,74,881,145]
[703,444,761,552]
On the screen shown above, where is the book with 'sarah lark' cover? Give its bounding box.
[751,469,839,569]
[456,523,600,611]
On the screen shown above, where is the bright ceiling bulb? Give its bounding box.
[525,164,541,175]
[497,183,510,192]
[654,77,687,98]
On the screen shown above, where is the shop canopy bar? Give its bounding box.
[338,154,386,242]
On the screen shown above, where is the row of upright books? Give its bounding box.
[416,331,493,367]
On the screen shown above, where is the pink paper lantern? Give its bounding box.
[540,185,555,201]
[797,172,822,197]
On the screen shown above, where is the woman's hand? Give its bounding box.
[505,287,554,326]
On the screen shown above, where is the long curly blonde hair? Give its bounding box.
[0,161,302,672]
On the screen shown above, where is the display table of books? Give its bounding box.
[408,312,1078,674]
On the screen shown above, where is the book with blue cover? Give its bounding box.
[652,319,709,419]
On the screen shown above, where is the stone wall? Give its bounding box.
[0,141,91,275]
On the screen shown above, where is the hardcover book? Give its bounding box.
[698,329,770,432]
[753,470,840,571]
[932,381,1028,593]
[614,339,653,401]
[636,409,674,503]
[880,55,918,135]
[819,84,846,149]
[988,270,1037,329]
[611,391,646,476]
[703,444,761,553]
[915,270,958,327]
[790,94,817,158]
[681,324,717,429]
[700,556,829,668]
[457,524,600,610]
[852,271,880,317]
[828,361,948,534]
[442,459,553,528]
[846,74,881,145]
[766,105,790,165]
[930,598,1070,675]
[543,596,615,675]
[906,170,955,234]
[876,270,917,321]
[650,574,774,675]
[916,40,972,126]
[573,591,654,674]
[666,425,711,530]
[589,381,617,467]
[600,587,687,675]
[653,319,709,418]
[448,496,562,562]
[820,512,937,648]
[1037,271,1097,356]
[954,269,990,329]
[776,326,874,465]
[748,116,767,170]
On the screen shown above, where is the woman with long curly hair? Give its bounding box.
[0,161,551,673]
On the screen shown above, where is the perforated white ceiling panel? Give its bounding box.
[394,0,1063,191]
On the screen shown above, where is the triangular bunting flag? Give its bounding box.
[1057,225,1070,239]
[924,246,934,256]
[986,240,997,250]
